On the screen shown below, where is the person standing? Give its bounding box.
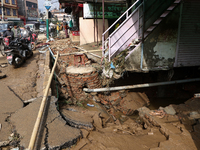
[11,24,20,38]
[64,22,69,38]
[56,23,60,37]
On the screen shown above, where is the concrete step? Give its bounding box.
[160,11,171,17]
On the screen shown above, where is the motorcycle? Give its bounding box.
[0,35,5,56]
[27,32,38,50]
[4,30,33,67]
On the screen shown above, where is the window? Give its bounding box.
[6,8,10,15]
[13,9,17,16]
[5,0,9,4]
[26,1,37,8]
[12,0,15,5]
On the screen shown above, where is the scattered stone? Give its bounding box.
[93,112,103,129]
[189,111,200,119]
[93,96,100,103]
[159,105,176,115]
[61,109,94,130]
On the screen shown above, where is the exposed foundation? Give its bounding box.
[61,66,101,100]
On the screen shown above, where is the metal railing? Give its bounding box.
[102,0,144,61]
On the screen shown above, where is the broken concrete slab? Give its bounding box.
[0,81,23,113]
[10,96,82,149]
[61,109,94,130]
[37,96,82,150]
[0,81,23,142]
[92,112,103,129]
[9,97,43,148]
[0,114,13,142]
[44,116,82,150]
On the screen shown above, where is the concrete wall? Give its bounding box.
[125,5,180,71]
[79,17,109,45]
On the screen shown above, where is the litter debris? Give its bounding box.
[10,148,19,150]
[194,93,200,98]
[87,103,94,107]
[149,109,166,118]
[0,63,8,68]
[110,62,115,69]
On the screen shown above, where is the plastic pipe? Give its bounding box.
[83,78,200,92]
[28,52,59,150]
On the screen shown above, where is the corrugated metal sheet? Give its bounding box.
[175,0,200,67]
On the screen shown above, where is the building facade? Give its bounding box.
[0,0,19,21]
[17,0,39,23]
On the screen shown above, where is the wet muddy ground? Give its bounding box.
[0,35,200,149]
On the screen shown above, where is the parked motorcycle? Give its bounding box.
[0,35,5,56]
[4,30,33,67]
[28,32,38,50]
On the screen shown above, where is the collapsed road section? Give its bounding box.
[1,36,200,150]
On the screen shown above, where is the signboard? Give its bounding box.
[83,3,126,19]
[44,1,51,10]
[72,31,80,36]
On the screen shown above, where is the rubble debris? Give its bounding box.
[189,111,200,119]
[149,110,166,118]
[159,105,176,115]
[115,91,150,115]
[0,141,10,147]
[93,112,103,129]
[61,109,94,130]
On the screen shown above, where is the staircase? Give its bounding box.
[102,0,181,62]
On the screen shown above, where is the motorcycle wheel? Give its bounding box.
[0,43,5,56]
[31,42,36,51]
[12,55,24,68]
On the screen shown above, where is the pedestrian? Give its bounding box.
[64,22,69,38]
[115,19,122,30]
[3,25,14,40]
[11,23,20,38]
[56,23,60,37]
